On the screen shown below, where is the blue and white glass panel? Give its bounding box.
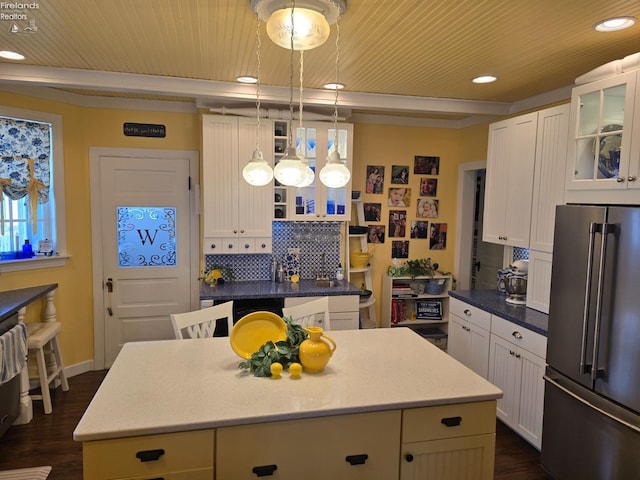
[117,206,176,267]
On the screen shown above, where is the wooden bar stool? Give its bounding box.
[26,322,69,414]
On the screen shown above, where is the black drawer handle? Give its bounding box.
[345,453,368,465]
[405,453,414,462]
[441,416,462,427]
[252,464,278,477]
[135,448,165,462]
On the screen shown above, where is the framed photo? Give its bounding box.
[420,178,438,196]
[391,165,410,184]
[410,220,428,238]
[388,187,411,207]
[416,300,443,320]
[391,240,409,258]
[388,210,407,238]
[367,225,386,243]
[417,198,438,218]
[365,165,385,194]
[414,155,440,175]
[364,203,382,222]
[430,223,448,250]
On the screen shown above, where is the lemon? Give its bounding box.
[289,362,302,379]
[290,274,300,283]
[211,269,222,280]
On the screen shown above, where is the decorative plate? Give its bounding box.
[597,124,622,179]
[230,311,287,359]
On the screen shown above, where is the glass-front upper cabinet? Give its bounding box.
[566,70,637,192]
[274,120,352,221]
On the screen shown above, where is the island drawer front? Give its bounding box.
[82,429,214,480]
[217,410,401,479]
[450,298,491,331]
[402,401,496,443]
[491,315,547,358]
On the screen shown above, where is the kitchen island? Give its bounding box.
[74,328,502,479]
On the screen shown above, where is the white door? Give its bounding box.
[91,148,199,368]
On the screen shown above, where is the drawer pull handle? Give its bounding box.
[441,416,462,427]
[512,331,523,340]
[463,309,471,316]
[345,454,369,465]
[252,464,278,477]
[135,448,165,462]
[405,453,414,462]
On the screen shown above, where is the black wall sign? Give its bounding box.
[123,123,166,138]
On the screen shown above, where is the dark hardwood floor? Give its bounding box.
[0,370,551,479]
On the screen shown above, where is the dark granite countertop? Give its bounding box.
[200,279,362,301]
[0,284,58,321]
[449,289,548,336]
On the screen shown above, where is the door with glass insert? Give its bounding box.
[100,155,193,366]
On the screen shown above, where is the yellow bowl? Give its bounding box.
[350,252,371,269]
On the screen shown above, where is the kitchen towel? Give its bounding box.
[0,323,27,385]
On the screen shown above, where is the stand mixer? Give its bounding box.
[504,260,528,305]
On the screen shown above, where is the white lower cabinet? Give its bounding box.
[400,401,496,480]
[284,295,360,330]
[448,298,491,378]
[488,316,546,450]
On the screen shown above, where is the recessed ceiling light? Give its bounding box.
[236,75,258,84]
[323,82,345,90]
[594,16,637,32]
[472,75,497,84]
[0,50,25,60]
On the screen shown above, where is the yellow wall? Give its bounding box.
[349,123,489,323]
[0,89,490,367]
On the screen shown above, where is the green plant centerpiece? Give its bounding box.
[238,316,308,377]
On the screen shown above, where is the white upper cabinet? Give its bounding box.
[565,70,640,204]
[483,111,538,247]
[202,114,274,255]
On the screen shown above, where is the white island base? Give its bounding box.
[74,328,502,480]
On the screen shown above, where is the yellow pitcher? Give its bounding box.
[299,327,336,373]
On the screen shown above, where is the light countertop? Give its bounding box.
[73,328,502,442]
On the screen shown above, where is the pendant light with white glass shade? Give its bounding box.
[242,16,274,186]
[319,22,351,188]
[272,2,308,186]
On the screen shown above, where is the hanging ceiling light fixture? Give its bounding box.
[242,15,274,186]
[251,0,346,51]
[272,2,308,186]
[319,22,351,189]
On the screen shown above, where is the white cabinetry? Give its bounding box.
[448,298,491,379]
[565,70,640,204]
[202,114,273,255]
[483,112,538,247]
[488,316,546,450]
[276,121,353,221]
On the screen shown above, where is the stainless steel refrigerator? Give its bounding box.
[542,204,640,480]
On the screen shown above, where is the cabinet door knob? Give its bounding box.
[245,244,250,249]
[515,353,521,358]
[405,453,414,463]
[509,350,515,356]
[210,244,216,249]
[617,177,626,183]
[463,309,471,316]
[240,229,245,233]
[261,243,266,248]
[252,464,278,477]
[512,331,523,340]
[234,229,238,233]
[628,176,637,182]
[345,454,369,465]
[228,244,233,249]
[135,448,165,462]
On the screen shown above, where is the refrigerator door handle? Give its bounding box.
[544,375,640,434]
[591,222,612,383]
[579,222,598,375]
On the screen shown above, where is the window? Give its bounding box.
[0,106,66,271]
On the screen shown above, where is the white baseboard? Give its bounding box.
[64,359,96,378]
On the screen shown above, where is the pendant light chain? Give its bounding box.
[255,14,262,151]
[333,21,340,150]
[299,49,304,145]
[287,0,295,150]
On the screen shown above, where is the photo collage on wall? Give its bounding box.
[363,155,447,257]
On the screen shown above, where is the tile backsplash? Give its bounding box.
[205,222,342,282]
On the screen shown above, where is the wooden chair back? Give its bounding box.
[281,297,331,330]
[170,301,234,339]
